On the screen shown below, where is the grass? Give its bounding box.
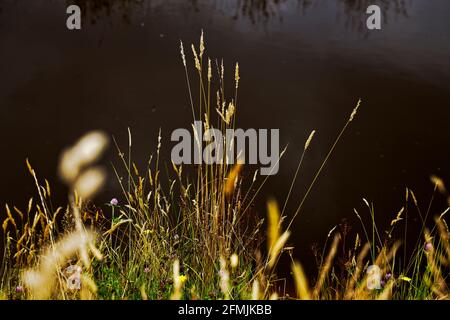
[0,32,449,300]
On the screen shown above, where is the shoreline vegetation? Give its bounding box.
[1,33,449,300]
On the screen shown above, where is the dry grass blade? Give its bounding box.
[344,242,370,299]
[292,261,311,300]
[268,231,290,269]
[313,233,340,299]
[267,199,280,252]
[23,230,97,299]
[377,280,394,300]
[224,163,243,197]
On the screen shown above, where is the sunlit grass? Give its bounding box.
[0,33,448,300]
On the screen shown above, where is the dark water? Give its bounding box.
[1,0,450,274]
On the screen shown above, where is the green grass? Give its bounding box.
[0,33,449,300]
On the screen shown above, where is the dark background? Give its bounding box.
[1,0,450,279]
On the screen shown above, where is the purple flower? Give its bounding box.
[380,280,386,288]
[385,272,392,280]
[15,285,23,293]
[425,242,433,252]
[110,198,119,206]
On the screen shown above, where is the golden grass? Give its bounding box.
[1,33,449,301]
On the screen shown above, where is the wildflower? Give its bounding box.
[385,272,392,280]
[178,275,187,285]
[144,267,150,273]
[424,242,433,252]
[110,198,119,206]
[15,285,24,293]
[399,275,412,282]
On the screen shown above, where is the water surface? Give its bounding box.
[1,0,450,274]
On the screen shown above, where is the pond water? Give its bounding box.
[1,0,450,275]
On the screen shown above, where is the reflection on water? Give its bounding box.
[70,0,411,30]
[70,0,288,25]
[229,0,287,23]
[70,0,143,24]
[237,0,411,27]
[335,0,410,33]
[1,0,449,276]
